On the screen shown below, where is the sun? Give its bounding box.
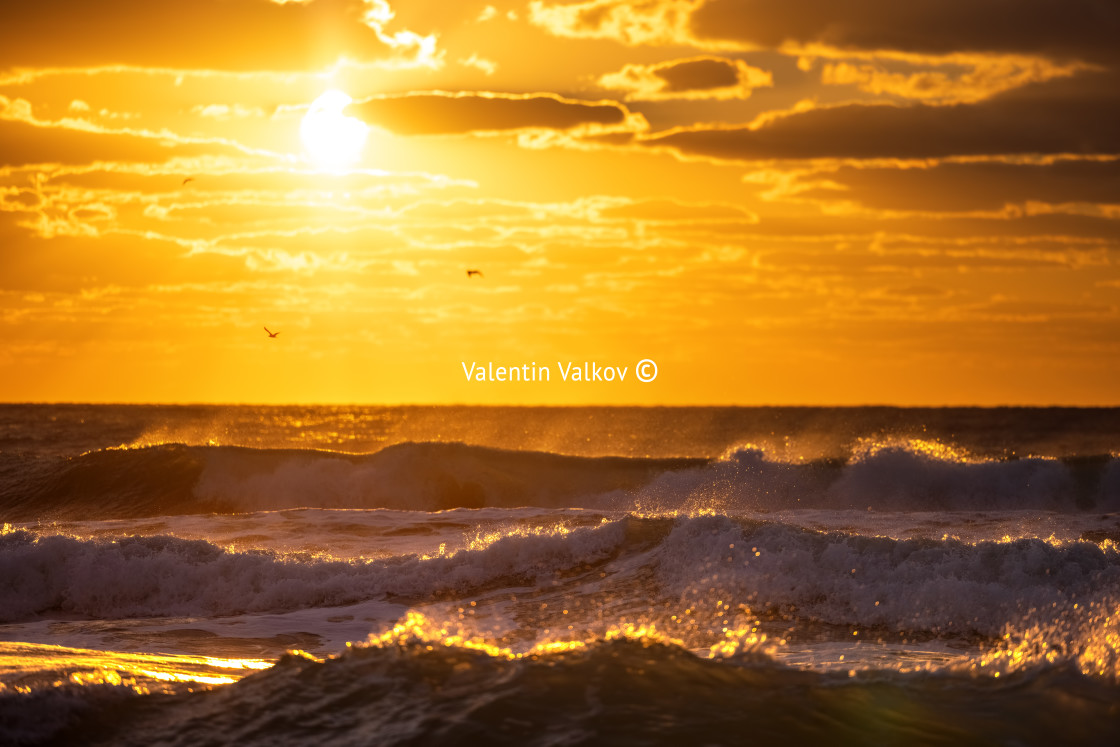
[300,90,369,171]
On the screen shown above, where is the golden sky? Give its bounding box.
[2,0,1118,404]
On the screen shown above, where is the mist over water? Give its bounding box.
[4,403,1118,459]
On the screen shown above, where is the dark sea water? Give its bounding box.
[1,405,1119,745]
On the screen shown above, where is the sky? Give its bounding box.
[1,0,1118,405]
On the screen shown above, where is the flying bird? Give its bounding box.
[466,269,484,278]
[182,177,194,186]
[264,327,280,338]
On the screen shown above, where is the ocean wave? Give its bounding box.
[1,440,1118,521]
[5,634,1119,747]
[2,516,1117,641]
[633,443,1120,513]
[654,514,1120,637]
[0,520,631,623]
[0,442,702,520]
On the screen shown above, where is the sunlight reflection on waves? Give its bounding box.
[0,642,271,694]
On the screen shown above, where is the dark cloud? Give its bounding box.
[348,93,629,135]
[691,0,1120,63]
[0,0,405,70]
[655,58,740,92]
[1,189,41,209]
[798,160,1120,212]
[648,71,1120,161]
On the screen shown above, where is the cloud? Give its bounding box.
[0,213,247,293]
[0,95,277,167]
[0,103,241,167]
[968,298,1113,322]
[474,4,526,25]
[792,159,1120,213]
[0,0,439,71]
[528,0,710,48]
[691,0,1120,64]
[458,54,498,76]
[598,56,772,101]
[818,55,1091,104]
[193,104,267,119]
[347,91,639,135]
[529,0,1120,67]
[597,197,758,223]
[357,0,443,69]
[645,71,1120,162]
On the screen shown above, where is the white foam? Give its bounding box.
[0,519,627,622]
[653,514,1120,636]
[631,444,1120,512]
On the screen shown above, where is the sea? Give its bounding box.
[1,404,1118,745]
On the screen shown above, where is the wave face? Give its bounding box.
[0,519,628,622]
[2,440,1118,520]
[0,442,702,520]
[635,444,1120,513]
[4,516,1118,641]
[9,638,1120,747]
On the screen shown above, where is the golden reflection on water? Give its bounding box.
[359,611,774,662]
[852,437,983,463]
[0,642,272,695]
[974,602,1120,680]
[359,603,1120,682]
[415,520,587,559]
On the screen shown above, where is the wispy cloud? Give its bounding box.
[598,56,772,101]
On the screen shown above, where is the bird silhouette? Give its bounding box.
[264,327,280,338]
[466,269,483,278]
[182,177,194,186]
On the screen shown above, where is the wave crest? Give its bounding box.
[1,440,1117,521]
[3,516,1117,641]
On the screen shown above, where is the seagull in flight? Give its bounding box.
[466,269,484,278]
[264,327,280,338]
[182,177,194,186]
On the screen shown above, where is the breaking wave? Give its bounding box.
[1,440,1117,521]
[5,633,1120,747]
[3,515,1118,640]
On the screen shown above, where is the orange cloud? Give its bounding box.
[598,56,772,101]
[790,159,1120,213]
[347,91,641,136]
[0,103,243,167]
[0,0,438,71]
[818,55,1092,104]
[645,71,1120,162]
[0,93,283,169]
[691,0,1120,64]
[528,0,716,48]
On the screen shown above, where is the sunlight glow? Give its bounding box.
[360,610,777,662]
[300,90,369,171]
[0,642,273,695]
